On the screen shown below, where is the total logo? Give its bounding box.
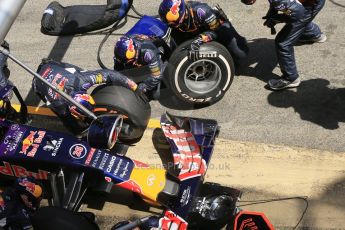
[69,144,87,160]
[147,174,156,187]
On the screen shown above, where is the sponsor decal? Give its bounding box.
[180,186,191,206]
[161,125,207,181]
[41,67,52,79]
[170,0,181,15]
[48,74,68,99]
[20,131,46,158]
[85,148,96,166]
[106,155,117,173]
[69,144,87,160]
[125,38,136,60]
[181,94,213,102]
[1,125,25,155]
[120,162,130,178]
[43,137,63,157]
[91,150,102,167]
[95,73,104,84]
[198,50,218,58]
[82,82,92,90]
[10,124,20,131]
[0,162,49,180]
[113,159,131,180]
[197,8,206,19]
[99,153,109,170]
[19,179,36,194]
[147,174,156,187]
[166,0,182,22]
[144,50,154,63]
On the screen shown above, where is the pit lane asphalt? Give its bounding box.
[5,0,345,152]
[3,0,345,229]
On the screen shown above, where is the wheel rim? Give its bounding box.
[184,59,222,94]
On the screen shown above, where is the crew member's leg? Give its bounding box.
[216,21,249,65]
[298,0,326,42]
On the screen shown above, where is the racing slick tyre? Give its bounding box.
[167,40,235,106]
[91,85,151,144]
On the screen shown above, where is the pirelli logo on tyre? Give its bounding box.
[199,51,218,58]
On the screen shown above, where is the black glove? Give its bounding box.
[262,16,277,28]
[262,16,278,34]
[135,84,150,103]
[188,40,201,62]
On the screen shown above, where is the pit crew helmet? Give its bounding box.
[159,0,187,27]
[114,36,138,64]
[15,177,43,211]
[69,92,95,119]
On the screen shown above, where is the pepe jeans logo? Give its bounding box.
[180,186,191,206]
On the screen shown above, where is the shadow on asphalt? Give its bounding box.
[237,38,280,83]
[267,78,345,130]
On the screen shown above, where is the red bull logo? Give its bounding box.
[0,162,49,180]
[75,94,95,105]
[21,131,36,155]
[170,0,181,15]
[125,39,136,60]
[19,179,36,194]
[20,131,46,157]
[166,0,182,22]
[56,77,68,90]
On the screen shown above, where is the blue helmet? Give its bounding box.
[15,177,43,211]
[114,36,137,64]
[159,0,187,27]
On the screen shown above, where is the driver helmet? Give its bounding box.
[15,177,43,211]
[69,92,95,119]
[159,0,187,27]
[195,195,235,221]
[114,36,138,64]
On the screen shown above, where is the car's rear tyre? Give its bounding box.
[167,40,235,106]
[91,85,151,144]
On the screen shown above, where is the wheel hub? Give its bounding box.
[184,59,222,95]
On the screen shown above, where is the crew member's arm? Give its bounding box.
[81,69,138,92]
[266,0,306,23]
[190,5,220,49]
[137,43,163,92]
[0,41,10,89]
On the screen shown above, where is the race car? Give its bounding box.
[0,112,274,230]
